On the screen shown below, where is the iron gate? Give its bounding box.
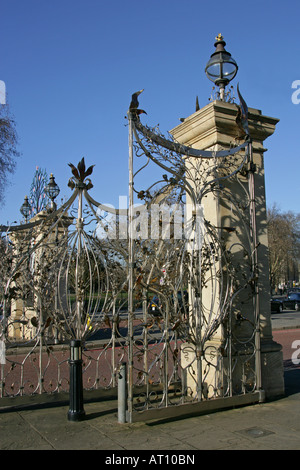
[0,90,263,421]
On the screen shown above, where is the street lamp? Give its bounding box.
[45,173,60,210]
[20,196,31,223]
[205,34,238,101]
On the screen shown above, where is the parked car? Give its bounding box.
[286,288,300,296]
[283,293,300,311]
[270,298,284,313]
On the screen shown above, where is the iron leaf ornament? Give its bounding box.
[68,158,95,190]
[236,83,250,138]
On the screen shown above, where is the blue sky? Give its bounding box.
[0,0,299,225]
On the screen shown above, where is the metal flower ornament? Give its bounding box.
[68,157,95,190]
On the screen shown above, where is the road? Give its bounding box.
[86,307,300,356]
[271,308,300,379]
[271,308,300,331]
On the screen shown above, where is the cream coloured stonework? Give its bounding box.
[171,100,284,399]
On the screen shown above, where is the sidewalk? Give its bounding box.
[1,314,299,451]
[0,367,299,451]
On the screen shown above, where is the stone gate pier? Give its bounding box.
[171,99,284,399]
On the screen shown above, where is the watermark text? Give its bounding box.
[96,196,205,246]
[0,80,6,104]
[291,80,300,104]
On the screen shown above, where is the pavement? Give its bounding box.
[0,314,300,452]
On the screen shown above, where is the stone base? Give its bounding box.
[261,339,285,399]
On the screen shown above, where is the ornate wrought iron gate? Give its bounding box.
[0,90,263,422]
[125,89,263,422]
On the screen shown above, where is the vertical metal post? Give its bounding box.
[219,84,225,101]
[118,362,127,423]
[164,303,169,407]
[195,296,203,401]
[68,339,85,421]
[247,141,263,396]
[0,338,6,398]
[127,111,134,423]
[68,185,86,421]
[54,282,59,344]
[76,187,83,339]
[38,295,43,395]
[228,303,233,397]
[193,210,203,401]
[112,303,116,387]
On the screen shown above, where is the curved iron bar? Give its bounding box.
[133,117,248,159]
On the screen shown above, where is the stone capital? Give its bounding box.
[170,100,279,154]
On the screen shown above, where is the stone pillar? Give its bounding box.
[9,211,73,341]
[9,229,36,341]
[171,100,284,399]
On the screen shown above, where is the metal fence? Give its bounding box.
[0,91,263,422]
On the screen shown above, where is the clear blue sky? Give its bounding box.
[0,0,299,225]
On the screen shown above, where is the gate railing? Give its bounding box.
[0,159,131,416]
[125,89,262,421]
[0,88,263,422]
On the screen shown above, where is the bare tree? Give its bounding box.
[0,103,20,203]
[267,204,300,291]
[28,167,49,217]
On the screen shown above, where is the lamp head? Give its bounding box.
[205,34,238,99]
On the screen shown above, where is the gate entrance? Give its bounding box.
[0,88,280,421]
[125,90,263,422]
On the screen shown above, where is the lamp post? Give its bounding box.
[20,196,31,223]
[205,34,238,101]
[45,173,60,210]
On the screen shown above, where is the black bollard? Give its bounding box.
[67,339,86,422]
